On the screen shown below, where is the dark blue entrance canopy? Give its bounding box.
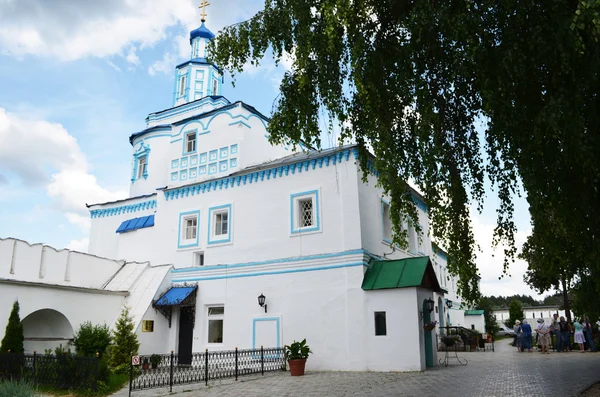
[155,286,197,306]
[115,215,155,233]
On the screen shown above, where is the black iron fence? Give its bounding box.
[436,326,495,352]
[130,347,285,394]
[0,352,98,390]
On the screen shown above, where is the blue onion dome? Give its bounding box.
[190,23,215,43]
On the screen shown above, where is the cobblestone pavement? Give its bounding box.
[115,341,600,397]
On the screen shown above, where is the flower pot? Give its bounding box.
[142,363,149,370]
[423,324,435,332]
[288,359,307,376]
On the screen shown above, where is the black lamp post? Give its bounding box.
[425,298,435,313]
[258,293,267,313]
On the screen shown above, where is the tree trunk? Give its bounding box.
[561,277,571,322]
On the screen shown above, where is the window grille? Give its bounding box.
[137,156,147,179]
[185,217,197,240]
[214,212,228,236]
[298,198,313,228]
[186,133,196,153]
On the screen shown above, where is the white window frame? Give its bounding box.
[193,251,204,267]
[137,156,147,179]
[207,204,232,245]
[178,211,200,249]
[179,75,187,96]
[380,199,392,243]
[185,131,196,153]
[290,189,320,235]
[206,306,224,345]
[185,217,197,240]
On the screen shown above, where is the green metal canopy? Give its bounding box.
[464,310,484,315]
[361,256,442,292]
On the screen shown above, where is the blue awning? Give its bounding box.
[116,215,155,233]
[154,286,197,306]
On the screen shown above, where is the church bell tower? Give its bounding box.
[173,1,222,106]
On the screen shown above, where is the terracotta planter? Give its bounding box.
[423,324,435,332]
[288,359,307,376]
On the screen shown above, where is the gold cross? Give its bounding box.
[199,0,210,22]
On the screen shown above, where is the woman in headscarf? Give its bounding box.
[521,320,533,352]
[536,318,551,354]
[513,320,522,351]
[574,318,586,353]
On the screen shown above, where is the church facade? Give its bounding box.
[1,18,483,372]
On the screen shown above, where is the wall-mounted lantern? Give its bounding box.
[258,293,267,313]
[424,298,435,313]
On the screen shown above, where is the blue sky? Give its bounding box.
[0,0,545,299]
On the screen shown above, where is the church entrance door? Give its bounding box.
[178,307,194,365]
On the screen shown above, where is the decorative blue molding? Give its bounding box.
[252,317,281,353]
[148,96,230,125]
[207,204,232,245]
[290,189,320,234]
[182,129,198,156]
[178,210,200,249]
[229,120,252,129]
[90,199,157,218]
[164,148,354,201]
[131,142,151,182]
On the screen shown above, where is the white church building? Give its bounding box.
[1,19,483,372]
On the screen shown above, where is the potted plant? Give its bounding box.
[423,321,437,331]
[142,357,150,370]
[284,339,311,376]
[441,335,460,347]
[150,354,161,369]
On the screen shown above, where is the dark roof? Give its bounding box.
[172,101,270,127]
[129,125,171,145]
[86,193,157,208]
[190,23,214,42]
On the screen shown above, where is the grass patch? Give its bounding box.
[0,379,37,397]
[36,373,129,397]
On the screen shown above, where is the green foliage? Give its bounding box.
[109,306,139,369]
[149,354,161,368]
[0,300,24,354]
[507,299,524,328]
[209,0,600,304]
[73,322,112,358]
[284,339,311,360]
[0,379,36,397]
[476,297,500,336]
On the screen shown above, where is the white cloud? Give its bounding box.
[126,46,140,65]
[66,237,90,252]
[0,0,200,62]
[0,108,127,228]
[65,213,92,233]
[148,36,188,76]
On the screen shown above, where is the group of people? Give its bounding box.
[512,314,598,353]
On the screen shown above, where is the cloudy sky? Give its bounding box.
[0,0,547,300]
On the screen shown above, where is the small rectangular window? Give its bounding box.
[374,312,387,336]
[408,224,416,253]
[185,217,197,240]
[213,79,218,95]
[207,306,224,344]
[382,201,392,241]
[142,320,154,332]
[298,198,314,228]
[137,156,147,179]
[471,324,475,330]
[179,75,186,96]
[194,251,204,267]
[186,132,196,153]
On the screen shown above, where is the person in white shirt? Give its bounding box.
[536,319,551,354]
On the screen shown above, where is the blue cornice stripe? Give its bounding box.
[163,148,354,201]
[90,199,157,218]
[172,261,368,282]
[172,248,369,273]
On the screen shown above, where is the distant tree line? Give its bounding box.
[484,293,563,309]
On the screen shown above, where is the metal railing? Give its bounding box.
[0,352,98,390]
[129,346,285,394]
[436,326,495,352]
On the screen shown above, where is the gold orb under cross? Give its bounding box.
[199,0,210,22]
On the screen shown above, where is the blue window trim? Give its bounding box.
[207,204,232,245]
[178,210,200,249]
[290,189,320,234]
[131,142,151,182]
[182,129,198,155]
[252,317,281,357]
[380,198,392,244]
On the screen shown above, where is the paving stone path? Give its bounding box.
[114,341,600,397]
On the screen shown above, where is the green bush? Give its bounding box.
[0,379,36,397]
[73,322,111,358]
[0,301,24,354]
